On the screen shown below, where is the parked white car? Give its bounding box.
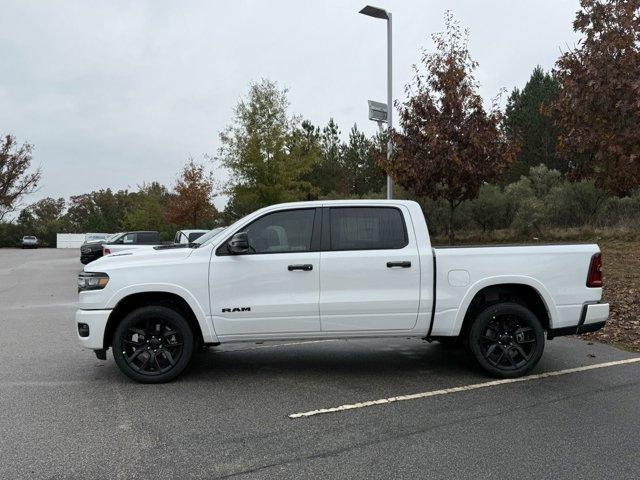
[21,236,38,248]
[76,200,608,383]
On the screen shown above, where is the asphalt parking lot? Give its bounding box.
[1,248,639,479]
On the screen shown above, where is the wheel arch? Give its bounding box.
[453,277,557,337]
[103,291,214,349]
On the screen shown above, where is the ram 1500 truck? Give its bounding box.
[76,200,608,383]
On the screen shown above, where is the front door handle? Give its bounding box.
[387,261,411,268]
[288,264,313,271]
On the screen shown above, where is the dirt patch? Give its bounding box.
[581,241,640,352]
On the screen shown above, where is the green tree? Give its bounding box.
[17,197,66,246]
[304,118,343,196]
[217,79,316,220]
[470,184,509,232]
[503,67,562,179]
[340,124,385,196]
[64,189,133,233]
[124,182,173,238]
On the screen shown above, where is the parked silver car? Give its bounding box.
[21,236,38,249]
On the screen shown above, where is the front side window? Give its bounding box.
[243,209,316,254]
[329,207,407,251]
[122,233,136,244]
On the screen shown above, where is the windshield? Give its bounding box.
[105,232,123,243]
[193,226,226,246]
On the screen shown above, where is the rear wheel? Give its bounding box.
[469,302,544,378]
[113,306,194,383]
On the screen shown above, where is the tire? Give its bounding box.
[468,302,545,378]
[113,306,194,383]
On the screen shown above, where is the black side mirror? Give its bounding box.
[227,232,250,254]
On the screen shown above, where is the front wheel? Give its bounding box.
[113,306,194,383]
[469,302,545,378]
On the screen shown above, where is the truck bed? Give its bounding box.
[430,243,603,336]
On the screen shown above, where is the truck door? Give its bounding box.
[210,208,321,336]
[319,206,420,331]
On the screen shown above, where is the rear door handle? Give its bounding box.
[288,264,313,271]
[387,261,411,268]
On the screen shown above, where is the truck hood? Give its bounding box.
[85,246,194,270]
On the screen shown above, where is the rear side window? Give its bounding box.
[137,232,158,244]
[329,207,407,251]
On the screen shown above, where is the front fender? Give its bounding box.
[106,283,219,343]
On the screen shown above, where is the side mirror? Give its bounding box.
[227,232,250,254]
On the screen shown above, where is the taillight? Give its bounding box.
[103,248,111,255]
[587,253,602,287]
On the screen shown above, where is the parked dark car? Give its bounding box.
[80,232,120,264]
[80,231,160,264]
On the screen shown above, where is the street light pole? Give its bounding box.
[386,12,393,199]
[360,5,393,199]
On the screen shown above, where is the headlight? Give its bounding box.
[78,272,109,291]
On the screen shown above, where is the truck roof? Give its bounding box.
[260,199,419,209]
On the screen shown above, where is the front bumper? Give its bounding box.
[76,309,111,350]
[549,302,609,338]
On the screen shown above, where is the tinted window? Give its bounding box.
[137,232,158,244]
[330,207,407,250]
[188,232,205,242]
[244,209,315,254]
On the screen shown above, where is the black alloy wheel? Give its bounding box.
[469,302,545,378]
[113,306,194,383]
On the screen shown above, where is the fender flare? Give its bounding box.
[451,275,558,335]
[105,283,219,344]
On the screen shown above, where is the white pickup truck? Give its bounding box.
[76,200,608,383]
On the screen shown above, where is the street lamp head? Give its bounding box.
[359,5,389,20]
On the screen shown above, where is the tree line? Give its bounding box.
[1,0,638,246]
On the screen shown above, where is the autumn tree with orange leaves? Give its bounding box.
[165,158,218,229]
[552,0,640,195]
[379,13,516,244]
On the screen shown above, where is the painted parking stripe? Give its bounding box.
[289,357,640,419]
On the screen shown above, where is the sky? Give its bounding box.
[0,0,582,210]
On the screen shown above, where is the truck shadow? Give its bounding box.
[184,339,484,381]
